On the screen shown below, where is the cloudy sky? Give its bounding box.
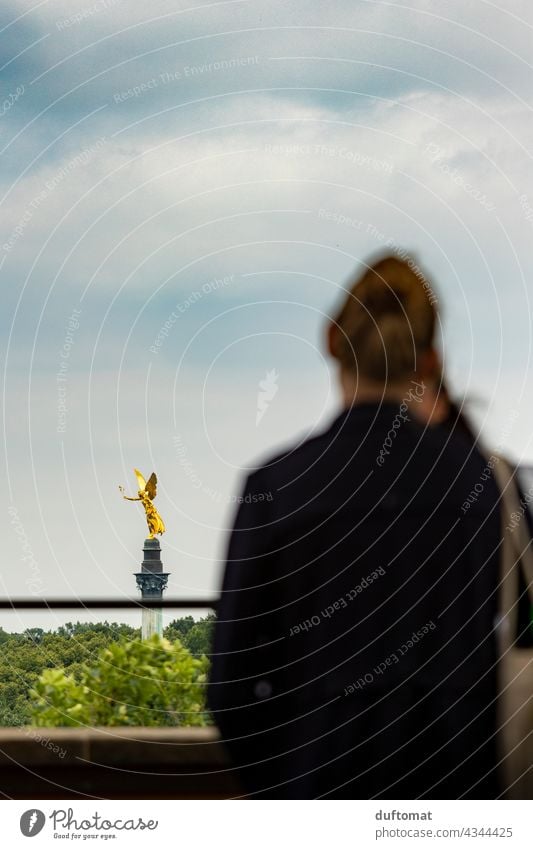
[1,0,532,630]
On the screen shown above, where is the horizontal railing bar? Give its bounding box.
[0,599,218,610]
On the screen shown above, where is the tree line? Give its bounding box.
[0,616,214,727]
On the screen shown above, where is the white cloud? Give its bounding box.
[2,0,532,627]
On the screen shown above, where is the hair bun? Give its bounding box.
[332,253,437,382]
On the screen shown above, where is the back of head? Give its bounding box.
[331,254,437,383]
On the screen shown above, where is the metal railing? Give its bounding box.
[0,598,217,610]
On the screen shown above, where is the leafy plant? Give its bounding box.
[30,635,210,727]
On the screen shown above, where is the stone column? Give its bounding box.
[134,538,169,640]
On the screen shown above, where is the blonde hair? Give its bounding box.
[331,254,437,382]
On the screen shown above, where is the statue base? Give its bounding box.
[141,537,164,573]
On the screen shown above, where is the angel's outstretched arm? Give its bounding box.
[119,486,141,502]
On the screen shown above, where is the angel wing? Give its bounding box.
[145,472,158,500]
[134,468,147,492]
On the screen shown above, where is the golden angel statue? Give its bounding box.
[119,469,166,538]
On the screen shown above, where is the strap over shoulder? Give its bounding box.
[491,456,533,651]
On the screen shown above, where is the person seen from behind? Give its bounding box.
[209,254,503,799]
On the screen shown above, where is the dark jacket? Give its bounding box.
[208,401,502,798]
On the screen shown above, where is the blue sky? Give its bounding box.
[1,0,532,630]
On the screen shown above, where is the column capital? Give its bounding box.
[134,572,169,598]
